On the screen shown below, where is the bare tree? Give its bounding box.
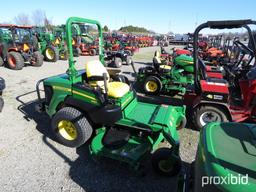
[14,13,30,25]
[31,9,46,26]
[44,17,53,31]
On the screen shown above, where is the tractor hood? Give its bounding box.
[200,122,256,191]
[0,77,5,91]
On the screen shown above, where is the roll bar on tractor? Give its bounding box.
[65,17,104,83]
[193,19,256,91]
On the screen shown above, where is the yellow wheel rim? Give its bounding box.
[45,48,55,60]
[145,81,158,92]
[57,120,77,141]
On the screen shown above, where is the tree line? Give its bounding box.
[119,25,154,34]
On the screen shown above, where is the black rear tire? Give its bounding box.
[126,50,132,56]
[7,51,24,70]
[152,148,181,177]
[73,47,82,57]
[192,105,229,130]
[126,56,132,65]
[32,51,43,67]
[51,107,93,148]
[143,76,162,95]
[89,49,96,56]
[32,35,39,51]
[113,57,122,68]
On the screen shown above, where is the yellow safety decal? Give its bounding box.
[179,59,193,64]
[72,90,97,102]
[53,86,71,92]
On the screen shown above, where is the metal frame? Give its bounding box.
[193,19,256,91]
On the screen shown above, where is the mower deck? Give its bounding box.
[90,129,151,167]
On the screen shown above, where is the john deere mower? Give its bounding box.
[137,50,195,95]
[52,26,68,60]
[33,26,68,62]
[0,24,43,70]
[0,76,5,112]
[36,17,186,175]
[179,122,256,192]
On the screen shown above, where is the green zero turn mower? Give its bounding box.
[137,50,194,95]
[36,17,186,175]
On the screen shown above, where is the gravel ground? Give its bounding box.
[0,46,199,192]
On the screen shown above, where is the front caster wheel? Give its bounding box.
[152,148,181,177]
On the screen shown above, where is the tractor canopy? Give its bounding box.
[0,24,35,48]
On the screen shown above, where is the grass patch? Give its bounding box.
[133,51,154,60]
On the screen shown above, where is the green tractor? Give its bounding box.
[137,50,194,95]
[36,17,186,175]
[71,23,99,56]
[33,26,68,62]
[52,26,68,60]
[180,122,256,192]
[0,24,43,70]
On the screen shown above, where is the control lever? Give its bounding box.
[103,73,108,100]
[130,61,137,77]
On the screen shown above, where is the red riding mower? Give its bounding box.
[159,46,223,79]
[159,46,192,65]
[123,41,139,56]
[72,36,99,56]
[184,19,256,130]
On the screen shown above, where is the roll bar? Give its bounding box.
[193,19,256,91]
[65,17,104,83]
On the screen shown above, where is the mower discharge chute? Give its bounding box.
[36,17,186,176]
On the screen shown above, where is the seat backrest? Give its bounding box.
[152,51,162,71]
[86,60,109,87]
